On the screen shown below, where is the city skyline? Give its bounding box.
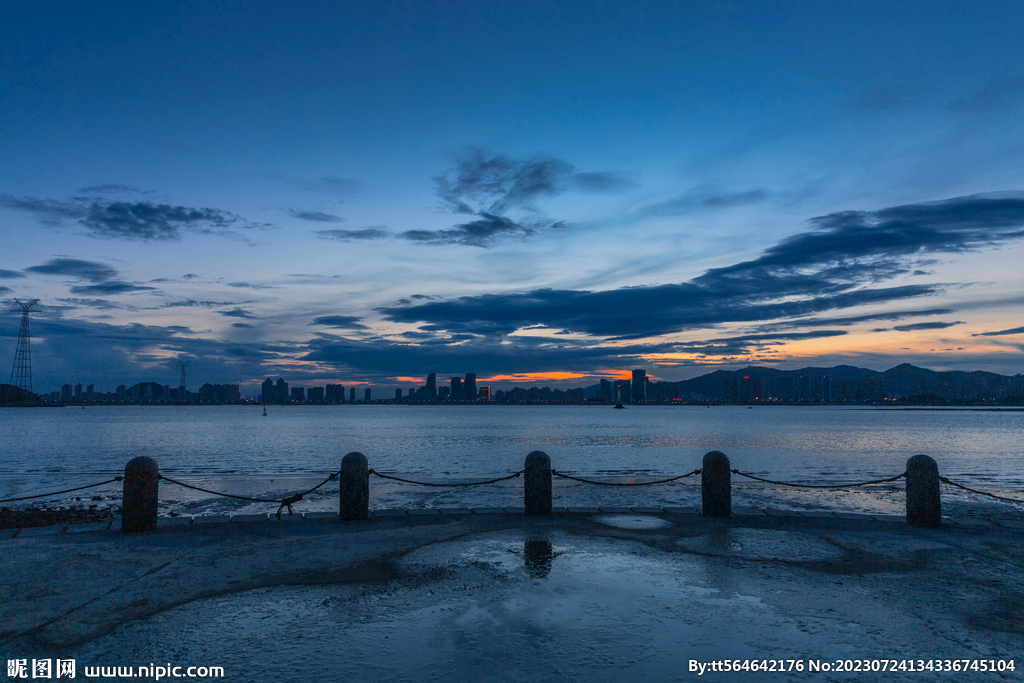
[3,2,1024,391]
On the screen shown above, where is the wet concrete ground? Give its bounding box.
[2,511,1022,681]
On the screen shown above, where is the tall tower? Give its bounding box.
[178,359,190,401]
[9,299,39,394]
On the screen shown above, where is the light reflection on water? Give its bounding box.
[2,404,1022,514]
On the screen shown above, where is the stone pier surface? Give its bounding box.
[2,512,1022,680]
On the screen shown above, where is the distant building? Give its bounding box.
[349,387,356,403]
[408,388,416,397]
[364,388,371,402]
[631,369,646,403]
[395,388,402,399]
[198,383,241,403]
[464,373,476,400]
[291,387,305,403]
[307,386,324,403]
[275,378,288,404]
[116,385,126,401]
[479,386,490,401]
[74,383,82,400]
[613,379,631,403]
[325,384,344,403]
[425,373,437,398]
[451,377,463,401]
[739,376,762,402]
[87,384,94,396]
[61,384,72,402]
[261,378,274,403]
[438,386,450,399]
[600,378,611,402]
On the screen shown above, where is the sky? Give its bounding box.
[3,0,1024,395]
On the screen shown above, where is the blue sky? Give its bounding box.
[3,1,1024,394]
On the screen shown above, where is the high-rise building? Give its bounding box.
[116,385,126,401]
[631,370,646,403]
[275,378,288,403]
[326,384,344,403]
[450,377,462,401]
[600,378,611,402]
[426,373,437,398]
[261,378,274,403]
[479,386,490,401]
[364,388,371,402]
[395,388,402,399]
[60,384,72,402]
[349,387,356,403]
[87,383,95,396]
[291,387,305,403]
[307,386,324,403]
[438,386,450,399]
[739,376,762,402]
[408,388,415,396]
[74,383,82,400]
[613,379,631,403]
[464,373,477,400]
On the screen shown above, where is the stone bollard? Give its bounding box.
[906,454,941,527]
[339,452,369,521]
[122,456,159,533]
[524,451,552,516]
[702,451,731,517]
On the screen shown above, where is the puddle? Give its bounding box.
[676,527,843,562]
[592,514,674,529]
[33,529,1015,681]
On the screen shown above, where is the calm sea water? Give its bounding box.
[2,404,1023,516]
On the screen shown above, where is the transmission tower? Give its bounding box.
[9,299,39,394]
[178,359,190,394]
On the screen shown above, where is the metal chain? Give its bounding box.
[0,477,124,504]
[731,469,907,489]
[551,469,701,486]
[368,469,524,487]
[159,471,341,519]
[939,476,1024,503]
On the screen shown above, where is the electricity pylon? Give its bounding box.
[178,359,190,395]
[9,299,39,394]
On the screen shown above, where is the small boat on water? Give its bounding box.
[613,402,625,409]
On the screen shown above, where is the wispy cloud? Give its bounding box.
[315,227,389,242]
[69,281,156,295]
[948,77,1024,112]
[0,269,26,279]
[400,213,536,247]
[288,209,345,223]
[891,321,963,332]
[310,315,367,329]
[1,194,271,241]
[220,308,257,319]
[972,325,1024,337]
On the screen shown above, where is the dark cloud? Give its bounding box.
[973,326,1024,337]
[427,149,629,246]
[436,149,574,215]
[315,227,389,242]
[288,209,345,223]
[2,194,269,241]
[231,322,253,328]
[69,281,156,295]
[25,258,118,283]
[0,286,11,295]
[220,308,257,319]
[227,282,279,290]
[948,77,1024,112]
[0,269,26,279]
[310,315,368,329]
[891,321,964,332]
[400,213,533,247]
[158,300,242,309]
[55,298,121,310]
[275,175,360,196]
[761,308,955,330]
[381,193,1024,338]
[183,273,199,279]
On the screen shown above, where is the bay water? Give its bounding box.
[2,404,1023,517]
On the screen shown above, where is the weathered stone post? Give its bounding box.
[702,451,731,517]
[524,451,552,516]
[122,456,159,533]
[906,454,941,527]
[339,451,369,521]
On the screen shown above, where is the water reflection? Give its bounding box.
[524,537,555,577]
